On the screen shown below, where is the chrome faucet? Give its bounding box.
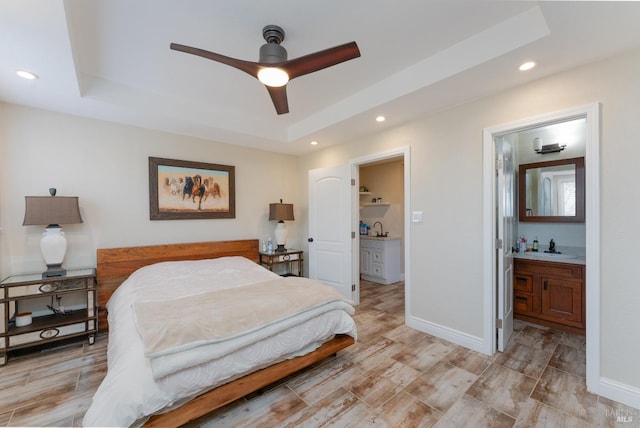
[372,221,385,237]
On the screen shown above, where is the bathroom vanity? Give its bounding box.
[360,237,401,285]
[513,254,585,335]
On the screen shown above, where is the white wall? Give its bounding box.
[0,105,301,277]
[299,47,640,398]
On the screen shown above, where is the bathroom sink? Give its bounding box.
[361,234,397,240]
[529,252,577,259]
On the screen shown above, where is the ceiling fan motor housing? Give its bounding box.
[260,25,287,63]
[260,43,287,63]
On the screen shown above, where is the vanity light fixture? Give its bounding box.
[535,143,567,154]
[533,138,566,154]
[16,70,38,80]
[519,61,536,71]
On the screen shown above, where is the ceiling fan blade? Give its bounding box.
[283,42,360,80]
[266,86,289,115]
[170,43,260,78]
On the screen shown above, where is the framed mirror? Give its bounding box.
[519,156,585,222]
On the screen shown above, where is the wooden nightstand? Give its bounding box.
[0,268,97,365]
[259,249,304,277]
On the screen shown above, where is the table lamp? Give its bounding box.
[269,199,294,253]
[22,189,83,278]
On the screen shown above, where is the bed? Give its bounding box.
[83,239,356,427]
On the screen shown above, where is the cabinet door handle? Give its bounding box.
[515,296,527,301]
[543,280,548,291]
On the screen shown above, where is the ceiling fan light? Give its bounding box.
[258,67,289,87]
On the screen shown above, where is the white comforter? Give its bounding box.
[82,257,357,427]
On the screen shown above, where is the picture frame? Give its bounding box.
[149,157,235,220]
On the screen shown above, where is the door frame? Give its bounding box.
[350,147,411,311]
[482,103,600,391]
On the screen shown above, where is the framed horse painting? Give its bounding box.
[149,157,236,220]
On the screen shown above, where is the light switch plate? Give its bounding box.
[412,211,423,223]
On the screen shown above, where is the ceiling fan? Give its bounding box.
[170,25,361,115]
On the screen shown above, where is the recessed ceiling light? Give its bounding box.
[310,141,318,145]
[16,70,38,80]
[376,116,386,122]
[519,61,536,71]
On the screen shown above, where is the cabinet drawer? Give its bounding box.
[514,274,533,293]
[514,260,583,279]
[514,293,534,314]
[277,253,299,262]
[360,240,384,249]
[371,263,384,277]
[7,278,88,298]
[372,250,384,263]
[9,322,86,347]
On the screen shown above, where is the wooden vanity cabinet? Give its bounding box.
[513,258,585,335]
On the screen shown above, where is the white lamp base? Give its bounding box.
[40,226,67,277]
[274,221,288,252]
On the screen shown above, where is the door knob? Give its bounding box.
[308,238,314,242]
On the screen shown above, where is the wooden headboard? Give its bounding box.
[96,239,259,333]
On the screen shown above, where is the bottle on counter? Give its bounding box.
[519,235,527,253]
[532,238,538,252]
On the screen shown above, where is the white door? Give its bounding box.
[496,136,515,351]
[308,165,353,299]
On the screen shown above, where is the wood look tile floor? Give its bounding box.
[1,280,638,427]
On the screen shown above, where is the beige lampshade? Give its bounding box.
[269,203,294,222]
[23,196,83,226]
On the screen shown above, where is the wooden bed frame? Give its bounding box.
[96,239,354,427]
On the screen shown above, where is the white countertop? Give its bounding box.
[360,235,401,241]
[512,246,586,265]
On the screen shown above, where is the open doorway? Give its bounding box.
[350,148,410,318]
[483,103,600,393]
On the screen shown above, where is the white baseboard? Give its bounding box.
[595,377,640,410]
[406,315,487,355]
